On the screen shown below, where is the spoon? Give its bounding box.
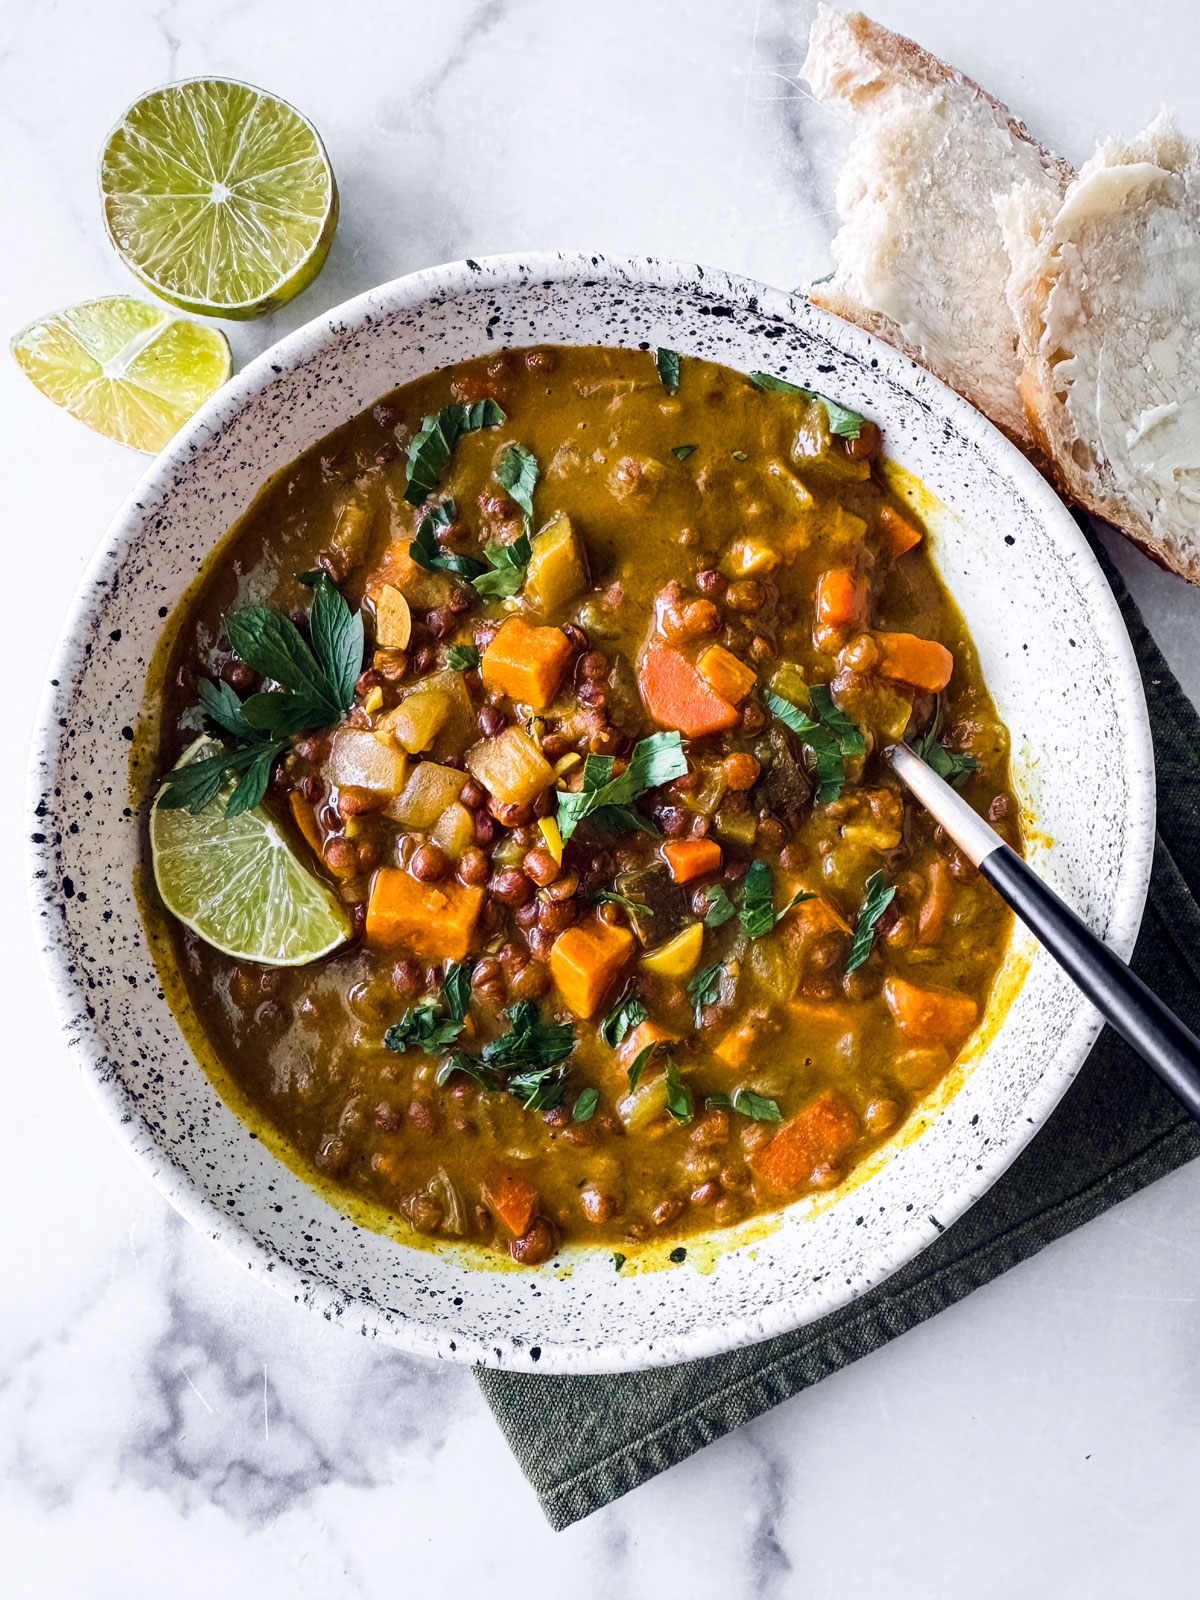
[885,742,1200,1120]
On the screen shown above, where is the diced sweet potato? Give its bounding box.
[466,724,556,806]
[616,1020,678,1070]
[878,504,923,559]
[638,640,740,738]
[481,616,572,709]
[365,868,484,960]
[873,631,954,693]
[550,917,635,1018]
[366,538,454,610]
[697,644,757,705]
[815,567,868,629]
[883,977,978,1047]
[482,1169,540,1237]
[752,1090,860,1195]
[715,1016,763,1069]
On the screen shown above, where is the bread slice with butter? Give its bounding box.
[1002,114,1200,582]
[803,8,1200,584]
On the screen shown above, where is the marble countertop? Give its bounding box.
[5,0,1200,1592]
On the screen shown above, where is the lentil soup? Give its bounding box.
[153,344,1019,1267]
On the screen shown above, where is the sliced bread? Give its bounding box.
[801,5,1073,448]
[1003,113,1200,582]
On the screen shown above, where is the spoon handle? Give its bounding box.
[885,743,1200,1121]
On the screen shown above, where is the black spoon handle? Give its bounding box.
[885,743,1200,1122]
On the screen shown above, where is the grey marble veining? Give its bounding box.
[6,0,1200,1594]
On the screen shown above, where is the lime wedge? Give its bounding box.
[151,739,351,966]
[10,297,231,452]
[99,77,338,319]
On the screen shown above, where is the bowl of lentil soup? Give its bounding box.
[29,254,1154,1370]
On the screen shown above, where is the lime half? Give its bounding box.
[100,77,338,319]
[10,296,231,452]
[151,739,351,965]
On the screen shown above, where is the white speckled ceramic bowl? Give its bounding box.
[28,254,1155,1372]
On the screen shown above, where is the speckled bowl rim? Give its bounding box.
[27,252,1155,1372]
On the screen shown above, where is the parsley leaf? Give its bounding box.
[702,883,738,929]
[385,960,476,1054]
[592,890,652,919]
[671,444,697,461]
[494,442,539,522]
[626,1040,660,1092]
[472,530,532,600]
[481,1001,575,1074]
[601,988,649,1049]
[557,731,688,842]
[197,677,253,739]
[846,871,896,973]
[436,1052,499,1091]
[446,642,482,672]
[663,1058,693,1124]
[707,1088,782,1121]
[738,859,815,938]
[749,370,866,439]
[655,348,681,394]
[404,399,506,505]
[686,961,725,1025]
[573,1087,599,1123]
[763,685,863,804]
[613,1252,627,1272]
[440,960,473,1023]
[910,728,981,789]
[410,505,488,581]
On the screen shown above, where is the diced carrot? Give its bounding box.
[638,640,740,738]
[917,857,952,945]
[550,917,636,1018]
[288,791,324,856]
[482,1169,540,1237]
[715,1016,762,1069]
[662,838,722,883]
[697,644,757,705]
[873,631,954,693]
[481,616,572,710]
[815,567,867,629]
[616,1020,678,1069]
[752,1090,860,1195]
[884,976,978,1047]
[364,867,484,960]
[786,996,857,1031]
[878,504,923,559]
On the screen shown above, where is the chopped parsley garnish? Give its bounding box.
[702,883,738,929]
[404,398,505,505]
[494,442,539,522]
[663,1058,693,1124]
[845,871,896,974]
[446,642,482,672]
[625,1040,661,1092]
[655,348,681,394]
[686,961,725,1025]
[572,1087,599,1122]
[671,444,697,460]
[764,684,864,804]
[738,859,814,938]
[749,370,866,440]
[157,571,363,818]
[410,507,532,600]
[910,727,981,789]
[705,1088,782,1122]
[613,1252,627,1272]
[482,1000,575,1075]
[386,960,474,1054]
[601,987,649,1048]
[556,730,688,843]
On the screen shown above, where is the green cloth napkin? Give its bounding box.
[477,543,1200,1530]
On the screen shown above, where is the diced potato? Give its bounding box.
[431,801,475,862]
[715,807,758,846]
[723,536,780,577]
[381,686,453,753]
[387,761,468,828]
[328,729,410,795]
[396,668,475,759]
[375,584,412,650]
[525,512,588,615]
[466,725,555,806]
[616,1067,670,1132]
[640,921,704,980]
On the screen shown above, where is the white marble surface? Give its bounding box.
[5,0,1200,1592]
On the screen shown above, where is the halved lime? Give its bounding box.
[151,739,351,965]
[99,77,338,319]
[10,297,231,452]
